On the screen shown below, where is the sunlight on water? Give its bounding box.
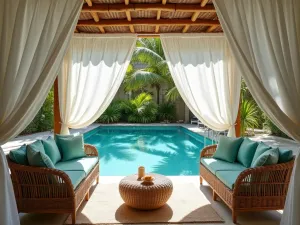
[84,126,212,176]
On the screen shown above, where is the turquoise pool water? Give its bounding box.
[84,126,213,176]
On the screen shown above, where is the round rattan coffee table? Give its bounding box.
[119,173,173,210]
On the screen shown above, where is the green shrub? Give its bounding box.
[121,92,158,123]
[98,101,121,123]
[158,102,176,122]
[21,89,54,135]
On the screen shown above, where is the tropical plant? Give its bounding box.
[121,92,158,123]
[21,88,54,134]
[240,100,259,136]
[158,102,176,122]
[98,101,122,123]
[123,38,180,103]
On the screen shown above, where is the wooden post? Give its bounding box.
[235,103,241,137]
[54,78,61,134]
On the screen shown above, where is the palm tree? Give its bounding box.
[123,38,179,104]
[240,100,259,136]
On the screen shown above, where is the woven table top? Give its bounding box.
[119,173,172,189]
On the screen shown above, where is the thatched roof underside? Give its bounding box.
[76,0,222,36]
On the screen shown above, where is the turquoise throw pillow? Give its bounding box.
[55,134,86,161]
[27,140,45,154]
[251,142,272,167]
[213,136,244,163]
[27,147,55,168]
[9,144,29,165]
[251,148,279,167]
[237,138,258,167]
[42,136,61,164]
[278,149,293,163]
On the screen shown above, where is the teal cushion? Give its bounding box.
[27,147,55,168]
[55,156,98,175]
[63,170,85,189]
[55,134,86,161]
[27,140,45,154]
[237,138,258,167]
[42,136,61,164]
[9,144,29,165]
[216,170,244,190]
[213,136,244,163]
[251,148,279,168]
[278,149,293,163]
[201,158,246,175]
[251,142,272,167]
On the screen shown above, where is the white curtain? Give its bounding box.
[58,34,137,134]
[161,34,241,137]
[0,0,83,224]
[213,0,300,224]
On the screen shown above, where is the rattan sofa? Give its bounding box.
[7,144,99,225]
[200,144,294,224]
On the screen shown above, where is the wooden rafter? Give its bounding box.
[155,0,167,33]
[206,25,218,32]
[85,0,100,22]
[78,18,220,27]
[201,0,209,7]
[98,26,105,33]
[81,4,215,13]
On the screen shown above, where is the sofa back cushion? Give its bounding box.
[55,134,86,161]
[237,138,258,167]
[251,148,279,167]
[278,149,293,163]
[9,144,29,165]
[27,146,55,168]
[251,142,272,167]
[42,136,61,164]
[213,136,244,163]
[27,140,45,154]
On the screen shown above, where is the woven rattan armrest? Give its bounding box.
[7,158,75,198]
[84,144,98,157]
[200,144,217,158]
[233,159,295,196]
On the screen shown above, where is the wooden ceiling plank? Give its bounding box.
[155,25,160,33]
[85,0,93,7]
[201,0,209,7]
[182,25,190,33]
[81,4,215,13]
[206,25,218,32]
[78,18,220,27]
[162,0,167,4]
[125,0,130,5]
[129,25,135,33]
[85,0,99,23]
[157,10,162,20]
[91,12,100,22]
[98,26,105,33]
[191,12,200,21]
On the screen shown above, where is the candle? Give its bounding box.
[138,166,145,180]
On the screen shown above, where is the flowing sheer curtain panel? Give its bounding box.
[161,34,241,137]
[0,0,83,224]
[59,34,137,134]
[213,0,300,223]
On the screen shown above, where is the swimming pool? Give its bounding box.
[84,126,213,176]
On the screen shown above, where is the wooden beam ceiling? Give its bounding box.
[81,4,216,13]
[78,0,222,35]
[77,18,220,27]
